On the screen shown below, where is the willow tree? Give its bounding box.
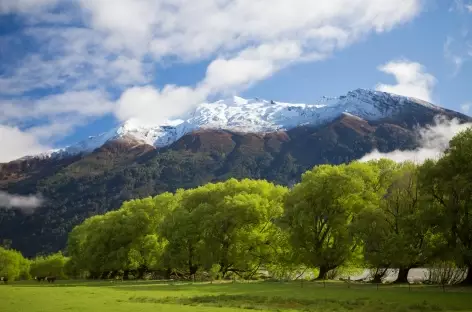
[160,179,288,279]
[67,192,179,279]
[0,247,26,281]
[30,252,69,279]
[283,162,379,280]
[356,161,441,283]
[420,128,472,284]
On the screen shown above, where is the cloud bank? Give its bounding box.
[360,116,472,163]
[0,0,424,162]
[0,191,43,213]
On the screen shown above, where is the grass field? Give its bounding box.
[1,280,472,312]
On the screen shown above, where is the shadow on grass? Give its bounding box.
[110,280,472,295]
[12,280,170,288]
[127,294,452,312]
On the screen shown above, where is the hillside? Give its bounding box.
[0,90,470,257]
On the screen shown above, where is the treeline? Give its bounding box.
[2,129,472,284]
[0,248,68,282]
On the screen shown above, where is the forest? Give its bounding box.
[1,128,472,285]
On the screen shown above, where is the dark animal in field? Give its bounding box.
[0,277,8,284]
[35,276,46,282]
[46,276,56,283]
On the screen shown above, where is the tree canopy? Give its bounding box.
[12,125,467,285]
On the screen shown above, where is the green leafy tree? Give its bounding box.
[160,179,288,279]
[420,128,472,284]
[355,161,441,283]
[283,162,378,279]
[0,247,25,281]
[159,189,208,279]
[30,252,69,279]
[67,192,178,279]
[18,256,31,280]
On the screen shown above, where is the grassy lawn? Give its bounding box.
[1,280,472,312]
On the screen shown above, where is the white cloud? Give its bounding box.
[0,27,150,95]
[0,0,424,159]
[0,191,43,214]
[33,90,113,118]
[204,41,304,91]
[0,125,50,162]
[461,102,471,113]
[360,116,472,163]
[0,90,113,161]
[0,0,59,14]
[115,85,208,125]
[1,90,113,133]
[376,60,436,103]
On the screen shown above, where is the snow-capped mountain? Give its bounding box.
[31,89,446,159]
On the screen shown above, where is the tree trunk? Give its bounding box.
[136,265,147,279]
[123,270,129,280]
[394,268,410,284]
[100,271,110,280]
[89,271,99,279]
[165,268,171,280]
[316,266,329,280]
[460,265,472,285]
[189,265,198,276]
[372,274,383,284]
[109,271,118,279]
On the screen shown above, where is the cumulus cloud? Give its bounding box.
[110,1,422,124]
[0,0,424,160]
[115,85,208,125]
[0,125,50,163]
[360,116,472,163]
[376,60,436,103]
[0,191,43,214]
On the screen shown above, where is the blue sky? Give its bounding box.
[0,0,471,162]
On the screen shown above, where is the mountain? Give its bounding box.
[0,89,470,257]
[27,89,450,159]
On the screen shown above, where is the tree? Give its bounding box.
[0,247,25,281]
[197,179,288,278]
[355,161,440,283]
[420,128,472,284]
[67,192,179,279]
[160,179,288,279]
[30,252,69,279]
[283,162,378,280]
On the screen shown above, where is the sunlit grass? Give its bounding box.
[1,280,471,312]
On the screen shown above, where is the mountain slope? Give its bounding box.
[30,89,455,159]
[0,90,470,256]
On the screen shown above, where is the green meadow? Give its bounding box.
[1,281,472,312]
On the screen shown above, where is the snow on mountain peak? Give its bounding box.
[34,89,443,159]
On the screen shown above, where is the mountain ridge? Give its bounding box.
[1,88,471,257]
[14,88,459,162]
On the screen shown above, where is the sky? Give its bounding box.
[0,0,471,163]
